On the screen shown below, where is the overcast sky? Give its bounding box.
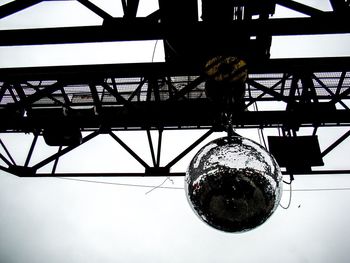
[1,1,350,263]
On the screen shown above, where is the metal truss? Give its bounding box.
[1,57,350,177]
[0,0,349,47]
[0,0,350,177]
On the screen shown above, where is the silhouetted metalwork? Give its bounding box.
[0,0,349,177]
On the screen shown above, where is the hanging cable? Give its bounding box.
[280,181,293,209]
[53,177,350,192]
[253,102,264,145]
[55,177,181,190]
[260,127,268,149]
[254,102,268,149]
[151,40,159,62]
[283,179,293,184]
[145,177,174,195]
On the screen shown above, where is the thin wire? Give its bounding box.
[283,179,293,185]
[278,125,281,137]
[151,40,159,62]
[145,177,174,195]
[54,177,182,190]
[253,103,263,146]
[253,102,268,149]
[290,187,350,192]
[260,128,268,149]
[280,181,292,209]
[53,177,350,192]
[257,129,263,146]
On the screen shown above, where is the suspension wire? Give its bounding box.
[260,127,268,149]
[52,177,350,192]
[151,40,159,62]
[253,102,263,145]
[280,181,293,209]
[253,102,268,149]
[291,187,350,192]
[145,177,174,195]
[283,180,292,184]
[55,177,182,190]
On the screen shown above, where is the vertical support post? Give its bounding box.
[286,74,299,111]
[122,0,140,19]
[146,129,157,167]
[156,129,163,167]
[300,73,318,103]
[149,78,160,101]
[89,83,101,112]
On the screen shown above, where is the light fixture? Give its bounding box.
[204,56,247,111]
[185,135,283,232]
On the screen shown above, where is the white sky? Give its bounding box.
[1,1,350,263]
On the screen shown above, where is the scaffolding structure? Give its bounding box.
[0,0,349,177]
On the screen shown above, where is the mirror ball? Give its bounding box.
[185,136,283,232]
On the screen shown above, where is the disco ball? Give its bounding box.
[185,136,283,233]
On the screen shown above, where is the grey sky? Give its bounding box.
[1,1,350,262]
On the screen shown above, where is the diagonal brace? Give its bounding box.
[77,0,113,20]
[276,0,324,16]
[245,74,291,109]
[165,129,214,169]
[33,130,100,171]
[321,129,350,157]
[8,81,65,111]
[109,131,150,169]
[168,75,206,101]
[0,138,16,165]
[312,73,349,110]
[0,0,43,19]
[246,79,289,103]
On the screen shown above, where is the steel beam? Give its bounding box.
[0,14,349,46]
[1,58,349,81]
[1,106,349,131]
[14,169,350,177]
[0,0,43,19]
[276,0,324,16]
